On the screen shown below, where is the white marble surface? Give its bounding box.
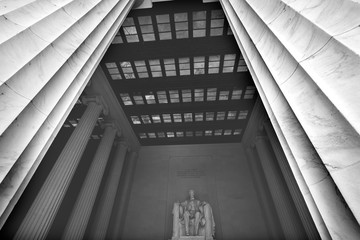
[223,0,360,238]
[0,0,134,229]
[231,0,360,224]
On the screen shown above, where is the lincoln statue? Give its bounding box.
[171,190,215,240]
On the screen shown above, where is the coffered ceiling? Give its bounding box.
[99,0,257,145]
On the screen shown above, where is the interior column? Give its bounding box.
[89,141,128,240]
[220,0,360,238]
[254,136,305,239]
[110,151,138,239]
[62,123,118,240]
[14,97,104,240]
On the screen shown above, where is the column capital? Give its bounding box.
[82,95,109,116]
[115,141,128,149]
[101,121,121,137]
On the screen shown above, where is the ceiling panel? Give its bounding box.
[100,0,257,145]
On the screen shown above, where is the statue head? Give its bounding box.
[188,189,195,200]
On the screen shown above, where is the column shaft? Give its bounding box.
[62,124,117,240]
[245,147,283,239]
[109,151,138,239]
[255,136,305,239]
[90,142,128,240]
[15,101,103,240]
[263,121,324,240]
[220,0,360,238]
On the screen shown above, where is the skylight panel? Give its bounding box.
[134,60,149,78]
[148,133,156,138]
[207,88,217,101]
[141,115,152,124]
[122,17,139,42]
[244,86,256,99]
[194,89,204,102]
[216,111,225,120]
[162,114,172,123]
[208,55,220,74]
[223,54,236,73]
[186,131,194,137]
[205,130,213,136]
[133,95,144,105]
[173,113,182,123]
[157,91,168,104]
[120,93,133,105]
[219,90,230,100]
[227,111,237,120]
[120,61,135,79]
[157,132,165,138]
[195,112,204,122]
[206,112,214,121]
[149,59,163,77]
[139,133,147,139]
[238,110,248,119]
[233,129,242,135]
[169,90,180,103]
[210,10,225,36]
[176,131,184,137]
[182,89,192,103]
[179,57,190,75]
[131,116,141,124]
[112,32,123,44]
[237,54,248,72]
[231,89,242,100]
[214,129,223,136]
[156,14,172,40]
[184,113,193,122]
[193,56,205,75]
[105,62,121,80]
[164,58,176,76]
[138,16,155,42]
[152,115,161,123]
[193,11,206,38]
[167,132,175,138]
[145,93,156,104]
[174,12,189,39]
[224,129,232,135]
[195,131,203,137]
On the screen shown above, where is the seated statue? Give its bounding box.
[171,190,215,240]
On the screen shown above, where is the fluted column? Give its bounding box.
[220,0,360,238]
[62,122,118,240]
[0,0,135,227]
[110,150,138,239]
[263,120,324,240]
[245,147,283,239]
[14,97,104,240]
[254,136,305,239]
[89,141,128,240]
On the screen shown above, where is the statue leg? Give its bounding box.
[183,211,190,236]
[204,204,214,240]
[172,203,180,239]
[194,212,201,235]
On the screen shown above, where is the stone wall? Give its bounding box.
[121,143,276,240]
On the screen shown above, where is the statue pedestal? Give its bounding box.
[175,237,205,240]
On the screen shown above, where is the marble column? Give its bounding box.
[0,0,135,227]
[220,0,360,238]
[255,136,306,239]
[89,141,128,240]
[263,120,324,240]
[14,97,104,240]
[110,150,138,239]
[62,123,118,240]
[245,147,283,240]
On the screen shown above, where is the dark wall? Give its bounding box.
[121,143,277,240]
